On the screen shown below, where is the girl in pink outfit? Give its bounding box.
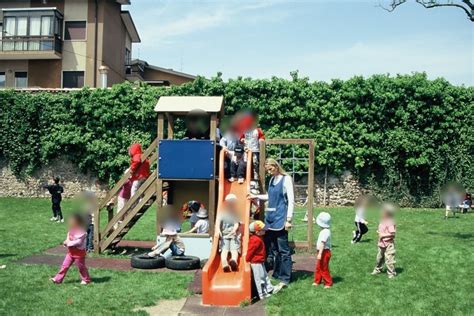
[51,214,91,285]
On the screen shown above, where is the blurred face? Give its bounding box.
[68,217,80,228]
[226,200,237,211]
[265,163,278,176]
[256,230,265,236]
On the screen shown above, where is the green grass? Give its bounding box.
[1,197,473,315]
[0,198,192,315]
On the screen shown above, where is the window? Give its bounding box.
[64,21,86,40]
[15,72,27,88]
[0,72,5,88]
[125,48,131,66]
[63,71,84,88]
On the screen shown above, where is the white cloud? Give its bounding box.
[135,0,285,47]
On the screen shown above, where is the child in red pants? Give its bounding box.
[51,213,91,285]
[313,212,332,288]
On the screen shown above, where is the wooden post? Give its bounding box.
[156,114,164,235]
[167,114,174,139]
[259,140,266,192]
[208,113,217,235]
[93,206,100,253]
[307,140,315,250]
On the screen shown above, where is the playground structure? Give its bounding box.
[92,96,315,306]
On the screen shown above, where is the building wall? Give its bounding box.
[28,60,62,87]
[0,60,29,87]
[143,69,195,85]
[1,0,131,88]
[98,0,127,86]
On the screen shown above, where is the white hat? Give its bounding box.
[196,207,208,218]
[316,212,331,228]
[225,193,237,202]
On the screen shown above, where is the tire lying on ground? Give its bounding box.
[131,254,165,269]
[165,256,201,270]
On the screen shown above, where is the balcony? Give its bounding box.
[0,7,63,60]
[0,36,62,59]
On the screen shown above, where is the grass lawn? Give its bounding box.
[1,197,473,315]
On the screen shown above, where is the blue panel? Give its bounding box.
[158,140,215,180]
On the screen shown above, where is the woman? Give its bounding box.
[248,158,294,293]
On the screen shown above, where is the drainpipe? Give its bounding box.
[93,0,98,87]
[98,65,109,88]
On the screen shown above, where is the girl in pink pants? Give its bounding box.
[51,213,91,285]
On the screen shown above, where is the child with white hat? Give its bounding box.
[216,193,241,272]
[313,212,333,288]
[185,207,209,234]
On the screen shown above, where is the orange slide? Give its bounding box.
[202,150,253,306]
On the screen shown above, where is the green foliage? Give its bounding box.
[0,73,472,206]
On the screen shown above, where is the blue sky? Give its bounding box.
[128,0,473,85]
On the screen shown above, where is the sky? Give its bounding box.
[128,0,473,86]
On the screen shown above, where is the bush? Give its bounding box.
[0,73,472,206]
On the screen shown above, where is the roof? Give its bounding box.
[154,96,224,114]
[131,59,196,79]
[121,11,140,43]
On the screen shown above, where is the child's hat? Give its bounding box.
[234,144,244,154]
[316,212,331,228]
[225,193,238,202]
[196,207,208,218]
[188,200,201,212]
[249,220,265,232]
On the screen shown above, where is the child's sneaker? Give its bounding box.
[229,259,238,271]
[312,282,319,287]
[50,278,60,284]
[228,177,235,183]
[238,178,244,184]
[50,217,57,222]
[324,285,331,289]
[371,270,381,275]
[388,274,395,279]
[80,281,90,285]
[272,282,286,294]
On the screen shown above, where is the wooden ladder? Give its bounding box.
[93,138,158,253]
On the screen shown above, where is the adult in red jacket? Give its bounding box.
[129,143,150,198]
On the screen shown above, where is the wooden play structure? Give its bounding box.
[93,96,315,307]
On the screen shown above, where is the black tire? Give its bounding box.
[131,254,165,269]
[165,256,201,270]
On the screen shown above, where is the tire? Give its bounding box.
[131,254,165,269]
[165,256,201,270]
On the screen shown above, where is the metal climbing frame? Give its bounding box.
[259,139,315,250]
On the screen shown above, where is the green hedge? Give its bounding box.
[0,72,472,206]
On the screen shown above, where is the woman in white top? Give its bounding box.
[248,158,294,293]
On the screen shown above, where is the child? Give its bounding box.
[220,126,240,179]
[182,200,204,228]
[352,198,369,244]
[42,176,64,223]
[230,144,246,184]
[82,191,97,253]
[313,212,332,288]
[50,213,90,285]
[240,112,265,179]
[148,211,185,257]
[246,220,273,300]
[129,143,151,199]
[216,194,241,272]
[371,204,397,278]
[185,208,209,234]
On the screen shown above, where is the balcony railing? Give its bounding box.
[0,36,62,53]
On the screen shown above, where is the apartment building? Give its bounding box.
[0,0,140,88]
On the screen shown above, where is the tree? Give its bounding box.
[380,0,474,21]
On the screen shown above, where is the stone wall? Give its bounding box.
[0,160,365,205]
[294,171,367,206]
[0,159,107,198]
